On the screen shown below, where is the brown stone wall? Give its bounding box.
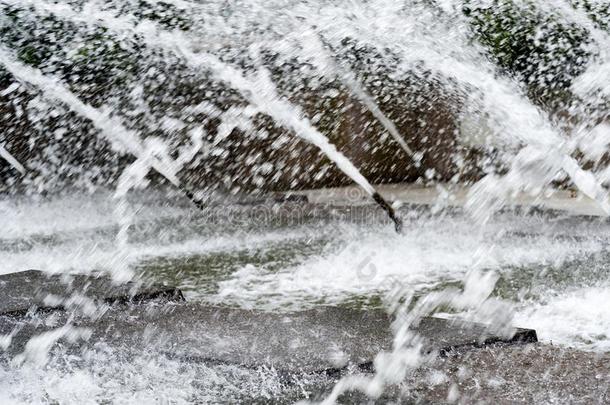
[178,75,484,195]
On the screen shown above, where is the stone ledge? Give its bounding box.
[0,269,185,317]
[0,269,537,375]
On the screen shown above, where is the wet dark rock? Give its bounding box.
[0,269,184,317]
[9,271,607,404]
[0,269,535,375]
[415,316,537,355]
[1,303,535,373]
[403,343,610,404]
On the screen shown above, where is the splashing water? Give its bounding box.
[1,0,610,403]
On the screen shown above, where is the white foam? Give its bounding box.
[0,192,330,275]
[515,285,610,352]
[0,347,292,404]
[215,215,606,309]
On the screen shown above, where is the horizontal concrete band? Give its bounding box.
[282,183,610,217]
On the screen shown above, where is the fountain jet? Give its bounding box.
[0,144,25,175]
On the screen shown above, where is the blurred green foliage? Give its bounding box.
[463,0,592,109]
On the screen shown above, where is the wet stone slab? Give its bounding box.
[0,301,599,404]
[415,316,537,355]
[402,343,610,404]
[108,305,535,373]
[0,304,393,373]
[0,300,536,375]
[0,271,536,375]
[2,306,535,375]
[0,269,184,316]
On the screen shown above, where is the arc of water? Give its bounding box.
[502,0,610,136]
[0,143,25,175]
[172,40,402,230]
[0,49,177,279]
[470,0,610,213]
[247,22,425,176]
[0,47,184,189]
[17,0,402,230]
[286,28,419,162]
[535,0,610,169]
[333,0,610,215]
[164,37,377,193]
[12,0,608,218]
[145,0,420,171]
[0,46,215,278]
[550,0,610,100]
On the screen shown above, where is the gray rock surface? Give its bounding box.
[2,270,605,404]
[0,270,184,316]
[0,270,535,374]
[1,300,534,374]
[403,344,610,404]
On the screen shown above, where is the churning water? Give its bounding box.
[1,0,610,403]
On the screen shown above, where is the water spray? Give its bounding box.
[0,144,25,175]
[0,46,403,233]
[0,49,213,221]
[10,0,405,233]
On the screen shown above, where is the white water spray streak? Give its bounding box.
[380,2,609,214]
[13,0,378,197]
[557,0,610,101]
[277,27,417,160]
[0,47,191,279]
[13,324,91,367]
[0,143,25,174]
[310,269,510,404]
[0,47,181,186]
